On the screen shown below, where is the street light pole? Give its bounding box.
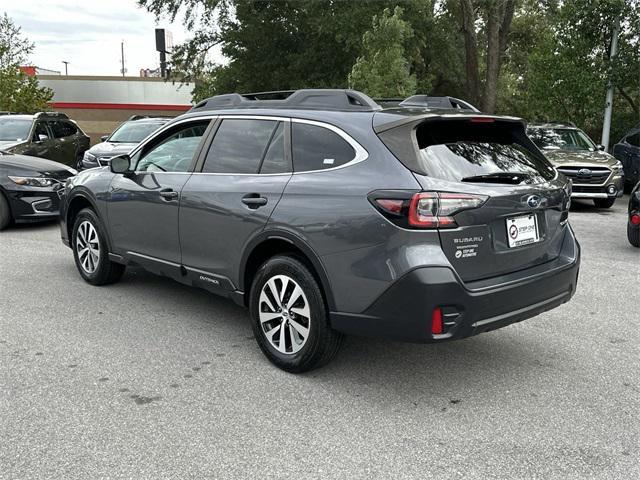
[62,61,69,75]
[600,15,620,151]
[120,41,126,77]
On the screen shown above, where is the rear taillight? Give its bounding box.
[408,192,487,229]
[631,213,640,226]
[371,191,488,229]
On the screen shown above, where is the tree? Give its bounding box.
[139,0,430,100]
[0,14,53,113]
[348,7,417,98]
[504,0,639,142]
[458,0,516,113]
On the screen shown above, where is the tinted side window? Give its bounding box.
[626,133,640,147]
[135,121,209,173]
[48,121,66,139]
[203,119,279,174]
[61,122,78,137]
[259,122,287,174]
[33,122,49,141]
[292,123,355,172]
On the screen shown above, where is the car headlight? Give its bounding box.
[7,176,58,188]
[612,161,623,173]
[83,151,96,161]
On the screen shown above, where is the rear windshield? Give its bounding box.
[379,118,556,184]
[419,142,555,184]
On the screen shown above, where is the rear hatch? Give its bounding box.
[375,113,571,282]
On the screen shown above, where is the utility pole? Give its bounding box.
[120,41,126,77]
[600,15,620,151]
[62,61,69,75]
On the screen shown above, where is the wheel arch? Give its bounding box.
[240,231,336,311]
[66,192,112,250]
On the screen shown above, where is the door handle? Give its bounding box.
[159,189,179,201]
[242,193,268,208]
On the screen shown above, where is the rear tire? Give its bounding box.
[628,223,640,248]
[72,208,125,285]
[0,191,12,231]
[593,198,616,208]
[249,255,343,373]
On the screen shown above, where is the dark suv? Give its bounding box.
[0,112,90,168]
[613,126,640,188]
[59,89,580,372]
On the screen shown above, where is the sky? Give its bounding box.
[5,0,222,76]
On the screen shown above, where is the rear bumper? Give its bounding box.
[331,229,580,342]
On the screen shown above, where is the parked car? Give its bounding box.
[628,181,640,247]
[612,125,640,189]
[0,112,90,168]
[527,122,624,208]
[0,151,76,230]
[59,89,580,372]
[81,116,171,170]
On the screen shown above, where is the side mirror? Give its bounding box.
[36,134,48,142]
[110,155,131,174]
[100,135,109,142]
[597,144,605,151]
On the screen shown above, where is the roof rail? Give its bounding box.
[547,120,577,128]
[399,95,480,112]
[35,111,70,119]
[190,89,382,112]
[373,97,405,108]
[127,114,174,121]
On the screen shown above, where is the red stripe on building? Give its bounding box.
[50,102,191,111]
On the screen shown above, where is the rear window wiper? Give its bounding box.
[461,172,531,184]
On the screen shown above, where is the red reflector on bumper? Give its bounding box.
[432,307,443,335]
[631,214,640,226]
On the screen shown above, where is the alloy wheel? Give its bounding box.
[258,274,311,354]
[76,220,100,274]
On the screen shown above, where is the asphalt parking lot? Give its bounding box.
[0,196,638,480]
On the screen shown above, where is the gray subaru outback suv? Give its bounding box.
[59,89,580,372]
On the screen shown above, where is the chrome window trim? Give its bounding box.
[290,118,369,174]
[127,113,369,176]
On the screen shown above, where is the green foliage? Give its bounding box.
[0,13,52,113]
[501,0,639,142]
[348,7,417,98]
[140,0,639,143]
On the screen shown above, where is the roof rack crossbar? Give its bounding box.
[399,95,480,112]
[191,89,382,112]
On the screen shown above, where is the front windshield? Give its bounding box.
[108,121,165,143]
[0,118,32,141]
[528,128,595,151]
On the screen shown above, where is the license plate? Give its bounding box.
[506,214,539,248]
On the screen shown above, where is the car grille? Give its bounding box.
[557,166,611,185]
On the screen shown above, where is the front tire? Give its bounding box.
[249,255,342,373]
[594,198,616,208]
[72,208,125,285]
[0,191,12,230]
[628,223,640,247]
